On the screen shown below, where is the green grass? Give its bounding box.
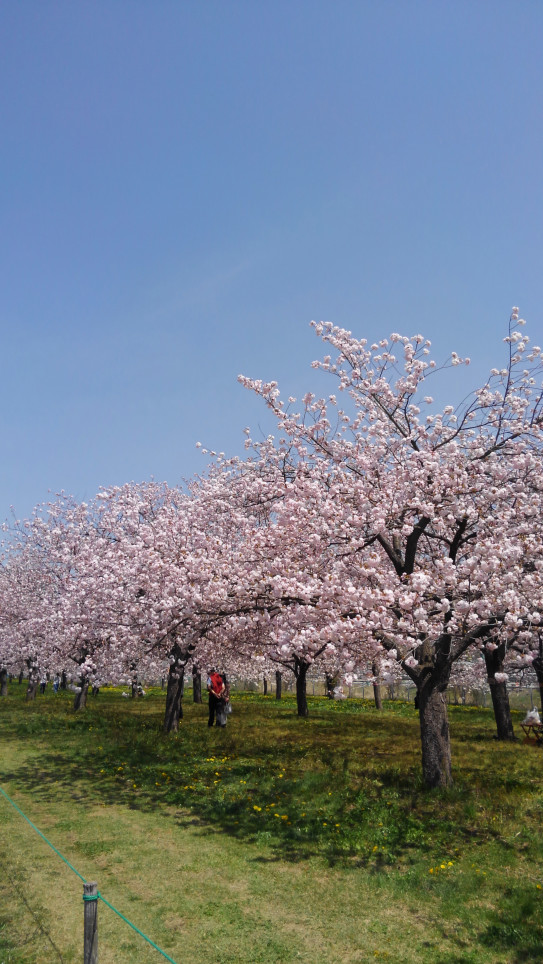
[0,684,542,963]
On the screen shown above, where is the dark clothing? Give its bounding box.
[208,691,219,726]
[215,699,227,727]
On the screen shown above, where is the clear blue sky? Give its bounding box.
[1,0,542,522]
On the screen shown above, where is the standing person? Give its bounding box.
[53,674,60,694]
[39,676,47,695]
[215,673,230,728]
[207,670,225,727]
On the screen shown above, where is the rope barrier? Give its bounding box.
[0,783,180,964]
[98,894,179,963]
[0,784,86,882]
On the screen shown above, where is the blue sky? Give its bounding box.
[1,0,542,522]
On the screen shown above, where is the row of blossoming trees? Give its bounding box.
[1,310,542,788]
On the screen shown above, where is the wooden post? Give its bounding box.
[83,882,98,964]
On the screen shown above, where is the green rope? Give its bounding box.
[0,784,86,882]
[0,783,180,964]
[98,894,179,964]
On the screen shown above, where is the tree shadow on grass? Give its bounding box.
[474,884,543,963]
[1,694,541,874]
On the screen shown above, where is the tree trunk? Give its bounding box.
[18,669,24,684]
[74,680,89,711]
[372,659,382,711]
[61,670,67,690]
[484,646,515,740]
[192,664,202,703]
[275,670,282,700]
[417,674,453,789]
[533,645,543,714]
[131,674,138,698]
[325,673,337,699]
[26,662,38,701]
[294,658,309,718]
[0,668,7,697]
[163,666,184,733]
[488,678,515,740]
[26,681,38,701]
[263,677,268,695]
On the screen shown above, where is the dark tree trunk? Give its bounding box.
[0,668,7,697]
[417,670,453,789]
[263,677,268,695]
[74,679,89,711]
[26,681,38,701]
[18,669,24,684]
[163,666,184,733]
[372,659,382,711]
[484,646,515,740]
[131,674,138,698]
[533,645,543,714]
[25,661,38,701]
[25,660,38,701]
[294,658,309,718]
[61,670,67,690]
[488,679,515,740]
[325,673,337,699]
[192,664,202,703]
[275,670,282,700]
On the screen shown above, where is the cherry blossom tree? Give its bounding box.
[238,309,543,787]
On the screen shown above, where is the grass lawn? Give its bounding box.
[0,684,542,963]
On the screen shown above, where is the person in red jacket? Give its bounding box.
[206,670,225,727]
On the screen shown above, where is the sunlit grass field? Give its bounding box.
[1,683,542,963]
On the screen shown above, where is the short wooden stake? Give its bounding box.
[83,881,98,964]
